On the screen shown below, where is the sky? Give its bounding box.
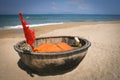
[0,0,120,14]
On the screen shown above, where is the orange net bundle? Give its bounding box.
[33,42,73,52]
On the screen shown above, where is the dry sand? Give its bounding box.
[0,21,120,80]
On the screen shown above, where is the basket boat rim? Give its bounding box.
[14,36,91,56]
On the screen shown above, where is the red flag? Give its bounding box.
[19,12,35,49]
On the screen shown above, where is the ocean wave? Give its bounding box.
[0,22,64,30]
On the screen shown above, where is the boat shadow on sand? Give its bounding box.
[17,58,82,77]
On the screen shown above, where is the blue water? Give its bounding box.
[0,14,120,29]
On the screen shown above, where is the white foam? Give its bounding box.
[0,22,64,30]
[29,22,64,27]
[9,25,22,29]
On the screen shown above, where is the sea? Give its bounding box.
[0,14,120,30]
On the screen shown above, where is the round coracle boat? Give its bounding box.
[14,36,91,74]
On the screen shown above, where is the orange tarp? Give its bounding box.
[33,42,73,52]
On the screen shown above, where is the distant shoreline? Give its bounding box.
[0,21,120,38]
[0,20,120,30]
[0,22,64,30]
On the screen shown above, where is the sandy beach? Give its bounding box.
[0,21,120,80]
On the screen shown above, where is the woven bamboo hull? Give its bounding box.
[14,36,91,74]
